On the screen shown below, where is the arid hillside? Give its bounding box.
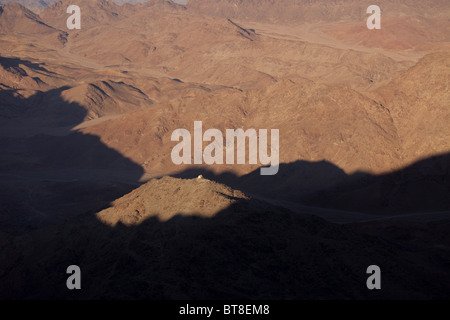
[2,176,449,299]
[0,0,449,300]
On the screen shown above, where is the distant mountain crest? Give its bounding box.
[0,0,152,12]
[0,0,56,12]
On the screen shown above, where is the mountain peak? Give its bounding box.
[0,1,52,32]
[96,176,251,226]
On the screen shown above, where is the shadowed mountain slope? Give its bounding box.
[1,174,449,299]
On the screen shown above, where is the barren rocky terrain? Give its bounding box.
[0,0,449,299]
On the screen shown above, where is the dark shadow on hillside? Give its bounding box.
[0,86,84,126]
[0,57,449,300]
[0,56,57,75]
[172,153,450,215]
[1,188,449,300]
[0,57,144,233]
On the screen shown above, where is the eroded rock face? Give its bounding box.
[97,176,251,225]
[0,0,449,300]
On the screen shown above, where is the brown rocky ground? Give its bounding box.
[0,0,449,299]
[1,176,449,299]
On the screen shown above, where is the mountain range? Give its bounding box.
[0,0,449,299]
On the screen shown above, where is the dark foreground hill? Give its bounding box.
[1,176,449,299]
